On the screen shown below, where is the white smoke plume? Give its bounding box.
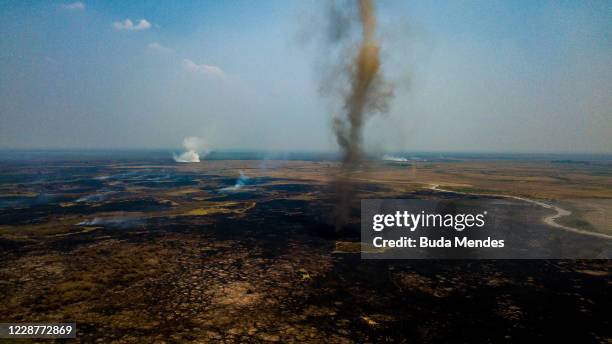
[220,170,250,192]
[173,136,210,163]
[382,154,408,162]
[76,216,141,228]
[174,150,200,163]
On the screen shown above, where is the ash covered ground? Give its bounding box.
[0,153,610,343]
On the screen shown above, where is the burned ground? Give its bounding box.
[0,159,610,343]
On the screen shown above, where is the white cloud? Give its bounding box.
[182,59,225,79]
[147,42,173,53]
[61,2,85,10]
[112,19,151,31]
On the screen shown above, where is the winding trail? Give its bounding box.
[428,184,612,240]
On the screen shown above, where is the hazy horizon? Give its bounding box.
[1,147,611,158]
[1,1,611,154]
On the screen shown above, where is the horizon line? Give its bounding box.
[0,147,611,156]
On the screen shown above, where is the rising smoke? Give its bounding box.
[324,0,394,230]
[219,170,250,192]
[382,154,408,162]
[173,136,210,163]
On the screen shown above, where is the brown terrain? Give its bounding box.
[0,157,610,343]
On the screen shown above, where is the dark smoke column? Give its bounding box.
[333,0,392,231]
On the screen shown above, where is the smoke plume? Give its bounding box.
[325,0,394,230]
[382,154,408,162]
[219,170,250,192]
[173,136,210,163]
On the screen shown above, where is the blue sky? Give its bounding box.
[1,1,610,153]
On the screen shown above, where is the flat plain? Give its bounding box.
[0,155,610,343]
